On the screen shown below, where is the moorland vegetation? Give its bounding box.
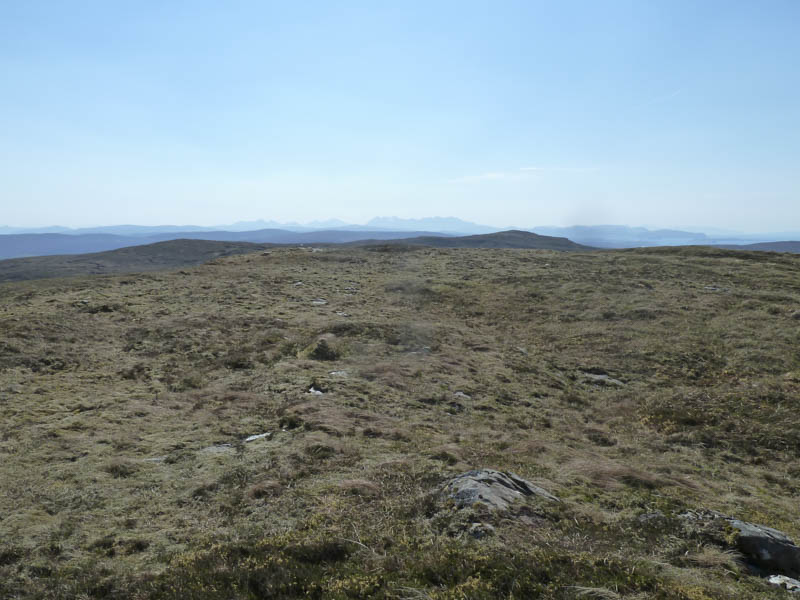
[1,244,800,598]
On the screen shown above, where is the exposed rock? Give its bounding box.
[200,444,233,454]
[142,456,167,463]
[244,432,271,443]
[443,469,559,512]
[791,311,800,320]
[453,391,471,400]
[768,574,800,593]
[680,510,800,577]
[729,518,800,576]
[581,372,625,386]
[637,510,666,525]
[308,387,324,395]
[311,298,328,305]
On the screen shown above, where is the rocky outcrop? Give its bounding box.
[442,469,559,511]
[681,510,800,577]
[768,575,800,593]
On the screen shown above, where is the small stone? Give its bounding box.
[581,372,625,386]
[308,387,324,395]
[637,510,666,524]
[311,298,327,305]
[244,432,271,443]
[454,391,471,400]
[791,311,800,320]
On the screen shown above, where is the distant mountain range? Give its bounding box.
[1,218,798,260]
[0,216,497,236]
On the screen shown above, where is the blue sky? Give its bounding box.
[1,1,798,231]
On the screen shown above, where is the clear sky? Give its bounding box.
[1,1,798,231]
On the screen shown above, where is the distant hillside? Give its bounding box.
[144,229,448,244]
[715,241,800,253]
[0,239,268,282]
[0,229,450,260]
[355,229,593,251]
[530,225,709,248]
[0,233,148,259]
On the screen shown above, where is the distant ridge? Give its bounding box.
[714,241,800,253]
[353,230,593,251]
[0,229,451,260]
[0,239,269,283]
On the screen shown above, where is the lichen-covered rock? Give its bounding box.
[768,574,800,593]
[681,510,800,577]
[442,469,559,511]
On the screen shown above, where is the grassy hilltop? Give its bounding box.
[1,245,800,599]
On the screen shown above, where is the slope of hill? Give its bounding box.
[0,233,148,259]
[1,245,798,598]
[0,230,449,260]
[0,239,268,282]
[355,229,593,250]
[716,241,800,253]
[0,231,587,283]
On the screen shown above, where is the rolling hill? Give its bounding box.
[715,241,800,253]
[354,229,593,250]
[0,239,270,282]
[0,231,592,282]
[0,230,449,260]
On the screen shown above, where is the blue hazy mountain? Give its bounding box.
[366,216,501,234]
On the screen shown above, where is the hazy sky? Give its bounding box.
[2,1,798,231]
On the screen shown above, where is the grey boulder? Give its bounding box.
[443,469,559,511]
[729,518,800,577]
[681,510,800,577]
[768,575,800,593]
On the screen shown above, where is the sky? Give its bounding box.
[1,1,798,231]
